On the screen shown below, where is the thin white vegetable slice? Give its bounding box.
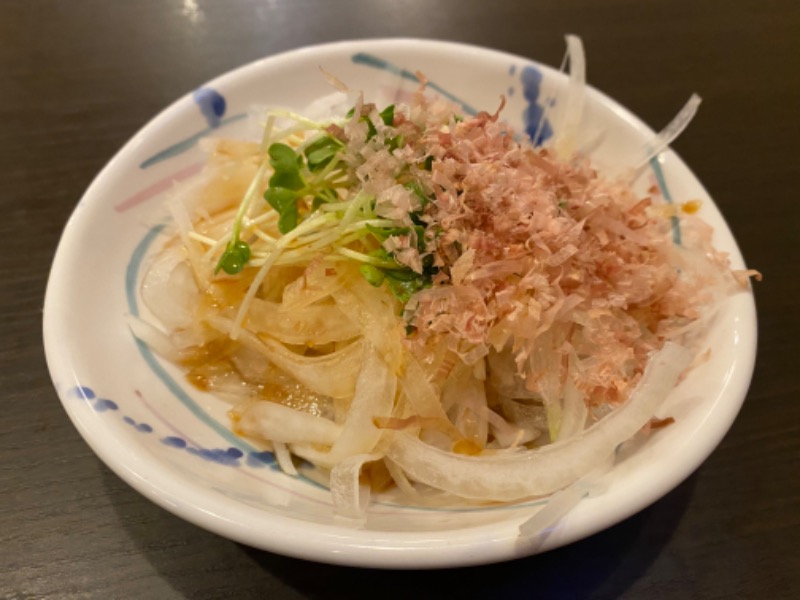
[383,457,419,498]
[486,409,528,448]
[445,361,489,446]
[273,441,299,476]
[231,211,339,338]
[325,346,397,463]
[140,247,199,330]
[235,401,342,446]
[400,357,458,427]
[557,359,588,442]
[518,479,591,539]
[167,196,209,288]
[246,298,359,345]
[333,276,455,426]
[207,315,364,399]
[386,343,691,501]
[279,258,344,311]
[517,455,614,539]
[126,314,183,362]
[553,34,587,160]
[331,275,406,373]
[330,453,381,518]
[254,336,364,400]
[632,94,702,177]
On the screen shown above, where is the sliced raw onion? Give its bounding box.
[126,314,183,362]
[518,472,593,538]
[518,455,614,538]
[140,247,199,330]
[330,453,381,518]
[273,441,299,476]
[400,357,460,430]
[443,361,488,446]
[332,275,406,373]
[553,34,587,159]
[235,400,342,446]
[557,359,588,441]
[324,345,397,464]
[383,457,419,498]
[246,297,359,345]
[632,94,702,176]
[386,343,691,501]
[207,315,364,399]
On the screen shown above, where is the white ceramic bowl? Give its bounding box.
[43,39,756,568]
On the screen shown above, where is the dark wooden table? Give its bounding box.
[2,1,798,598]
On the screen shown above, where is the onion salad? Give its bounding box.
[134,37,760,524]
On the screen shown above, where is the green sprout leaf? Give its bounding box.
[365,223,410,242]
[304,135,342,171]
[379,104,395,126]
[277,208,298,234]
[265,187,300,234]
[215,239,252,275]
[268,143,304,190]
[232,239,251,262]
[268,143,300,170]
[269,169,303,191]
[385,271,428,304]
[264,187,298,211]
[367,247,391,261]
[386,135,404,152]
[364,117,377,141]
[359,264,385,287]
[264,142,311,233]
[384,268,417,282]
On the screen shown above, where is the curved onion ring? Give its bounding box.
[386,343,691,501]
